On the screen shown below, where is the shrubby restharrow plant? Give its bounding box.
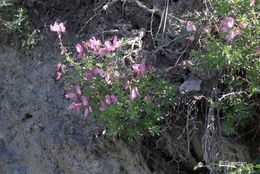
[50,21,177,137]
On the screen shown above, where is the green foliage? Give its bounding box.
[64,39,178,137]
[0,0,37,52]
[191,0,260,134]
[226,162,260,174]
[0,0,27,32]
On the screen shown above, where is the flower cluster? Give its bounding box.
[65,85,92,119]
[99,94,118,111]
[54,63,65,80]
[50,21,65,39]
[219,16,246,43]
[74,36,121,58]
[50,18,178,136]
[125,63,156,100]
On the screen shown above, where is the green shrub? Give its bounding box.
[50,24,178,136]
[191,0,259,134]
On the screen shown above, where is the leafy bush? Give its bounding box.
[0,0,37,51]
[0,0,27,33]
[51,22,178,137]
[190,0,259,134]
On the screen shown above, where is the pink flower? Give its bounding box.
[86,37,101,52]
[124,80,130,90]
[82,96,89,106]
[104,40,115,52]
[99,101,107,111]
[75,85,81,95]
[147,65,156,72]
[50,21,66,38]
[83,71,94,79]
[83,67,105,79]
[55,72,61,80]
[220,17,234,32]
[83,108,89,119]
[75,43,84,54]
[83,107,92,119]
[55,63,62,71]
[98,48,110,57]
[225,27,240,43]
[68,102,82,112]
[65,92,76,99]
[112,36,120,49]
[105,95,112,104]
[132,63,145,76]
[186,21,196,32]
[238,22,246,29]
[130,87,140,100]
[110,94,118,104]
[249,0,255,6]
[92,67,106,77]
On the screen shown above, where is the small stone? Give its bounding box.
[179,79,202,94]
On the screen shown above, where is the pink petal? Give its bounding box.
[134,87,140,96]
[220,17,234,32]
[112,36,120,49]
[87,37,101,52]
[98,48,110,57]
[92,67,106,77]
[68,102,82,112]
[75,43,84,54]
[130,87,140,100]
[124,80,130,90]
[105,95,112,105]
[50,21,59,32]
[132,63,145,76]
[50,21,66,38]
[83,71,94,79]
[186,21,196,32]
[238,22,246,29]
[110,94,118,104]
[59,22,66,33]
[104,41,114,52]
[225,27,239,43]
[55,63,62,71]
[225,31,235,43]
[82,96,89,106]
[99,101,107,111]
[75,85,81,95]
[226,17,234,28]
[65,92,76,99]
[55,72,62,80]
